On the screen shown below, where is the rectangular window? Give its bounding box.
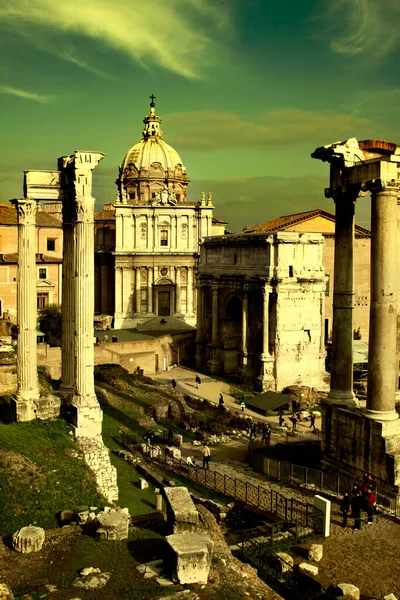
[38,268,47,279]
[289,265,294,277]
[37,292,49,309]
[47,239,55,251]
[160,230,168,247]
[129,192,135,200]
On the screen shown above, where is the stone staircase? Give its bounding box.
[136,316,195,333]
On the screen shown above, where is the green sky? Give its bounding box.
[1,0,399,231]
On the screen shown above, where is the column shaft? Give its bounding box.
[147,267,153,313]
[241,292,248,352]
[211,286,219,344]
[135,267,141,313]
[175,267,181,314]
[366,186,399,418]
[13,199,40,407]
[261,285,269,356]
[187,267,194,315]
[328,192,357,407]
[60,204,75,398]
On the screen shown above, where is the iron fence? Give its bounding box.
[121,432,324,535]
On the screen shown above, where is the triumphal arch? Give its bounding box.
[12,151,118,503]
[312,138,400,494]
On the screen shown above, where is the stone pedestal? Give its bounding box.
[164,487,199,534]
[96,507,130,540]
[12,526,45,553]
[166,532,213,585]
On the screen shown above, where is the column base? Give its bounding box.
[11,398,37,422]
[256,354,275,392]
[71,398,103,438]
[326,389,359,408]
[363,408,399,422]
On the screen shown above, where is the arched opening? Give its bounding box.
[222,295,242,374]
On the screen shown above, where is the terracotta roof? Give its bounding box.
[212,216,228,224]
[0,205,62,227]
[244,208,370,236]
[0,253,62,264]
[95,209,116,221]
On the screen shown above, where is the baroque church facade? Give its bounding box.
[95,99,226,329]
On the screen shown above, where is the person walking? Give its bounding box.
[240,398,246,412]
[167,428,173,446]
[340,492,351,528]
[219,393,224,408]
[365,487,376,524]
[261,422,270,444]
[195,374,201,389]
[309,414,316,429]
[250,424,257,440]
[171,379,177,389]
[279,414,285,428]
[289,414,297,431]
[202,444,211,469]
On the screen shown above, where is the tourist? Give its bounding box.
[340,492,351,528]
[202,444,211,469]
[289,414,297,431]
[219,393,224,407]
[309,414,316,429]
[351,489,363,530]
[365,487,376,524]
[144,430,154,448]
[250,423,257,440]
[261,422,270,444]
[279,414,285,428]
[167,403,172,420]
[362,473,374,499]
[240,398,246,412]
[195,374,201,389]
[186,455,196,467]
[167,428,173,446]
[171,379,177,389]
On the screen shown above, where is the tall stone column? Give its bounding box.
[257,282,275,391]
[175,267,181,314]
[147,267,153,313]
[187,267,194,315]
[211,284,219,344]
[327,190,358,408]
[366,182,400,420]
[12,198,40,420]
[114,267,122,317]
[135,267,141,313]
[396,196,400,402]
[60,199,75,400]
[239,290,249,370]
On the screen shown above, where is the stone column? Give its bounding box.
[60,199,75,400]
[397,196,400,402]
[114,267,122,317]
[187,267,194,315]
[12,198,40,420]
[257,283,275,391]
[239,290,249,369]
[147,267,153,313]
[211,284,219,344]
[327,190,358,408]
[366,182,400,420]
[135,267,141,313]
[175,267,181,315]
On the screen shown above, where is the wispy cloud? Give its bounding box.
[0,85,54,103]
[164,108,379,152]
[322,0,400,60]
[0,0,230,79]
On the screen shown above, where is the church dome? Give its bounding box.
[117,97,189,205]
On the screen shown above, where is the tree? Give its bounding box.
[38,304,62,347]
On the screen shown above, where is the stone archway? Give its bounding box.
[222,295,242,373]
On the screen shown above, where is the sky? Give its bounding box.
[1,0,400,232]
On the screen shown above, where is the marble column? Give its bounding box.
[175,267,181,314]
[327,190,358,408]
[396,196,400,402]
[60,199,75,400]
[135,267,141,313]
[147,267,153,313]
[257,283,275,391]
[365,183,400,420]
[12,198,40,420]
[211,284,219,344]
[240,291,249,369]
[195,283,204,339]
[114,267,122,316]
[187,267,194,315]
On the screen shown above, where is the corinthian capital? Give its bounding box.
[12,199,37,226]
[364,178,400,193]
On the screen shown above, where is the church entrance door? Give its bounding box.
[158,291,171,316]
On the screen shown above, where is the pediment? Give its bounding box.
[154,277,173,286]
[36,279,55,288]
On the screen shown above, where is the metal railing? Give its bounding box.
[122,432,324,535]
[248,449,399,516]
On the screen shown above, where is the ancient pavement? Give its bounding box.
[151,367,400,599]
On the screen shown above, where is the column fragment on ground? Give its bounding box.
[60,194,75,401]
[12,198,40,420]
[327,190,358,407]
[366,181,399,420]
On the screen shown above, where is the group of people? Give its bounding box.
[340,473,377,529]
[186,444,211,469]
[278,411,316,431]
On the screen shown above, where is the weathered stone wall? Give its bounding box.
[322,404,400,490]
[0,361,17,394]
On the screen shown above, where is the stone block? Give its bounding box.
[96,507,130,541]
[166,446,181,460]
[273,552,294,574]
[12,526,45,553]
[298,563,319,577]
[308,543,323,562]
[0,583,14,599]
[73,567,111,589]
[166,532,214,585]
[164,487,199,534]
[173,433,183,446]
[289,526,314,539]
[139,478,149,489]
[336,583,360,599]
[384,595,398,600]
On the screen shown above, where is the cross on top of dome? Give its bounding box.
[143,94,162,139]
